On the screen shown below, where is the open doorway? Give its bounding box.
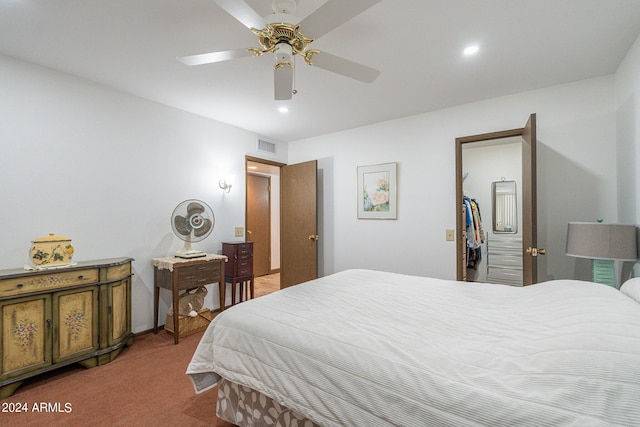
[455,114,542,285]
[246,156,319,291]
[246,158,282,277]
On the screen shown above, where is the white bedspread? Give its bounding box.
[187,269,640,426]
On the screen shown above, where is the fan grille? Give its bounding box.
[171,199,215,243]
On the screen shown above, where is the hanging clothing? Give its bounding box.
[463,196,484,270]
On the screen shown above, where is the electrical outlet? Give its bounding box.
[445,229,455,241]
[234,226,244,237]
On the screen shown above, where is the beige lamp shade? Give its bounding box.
[566,222,638,261]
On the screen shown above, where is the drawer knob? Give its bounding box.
[17,283,23,289]
[78,275,84,280]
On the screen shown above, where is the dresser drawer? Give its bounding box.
[105,262,131,281]
[0,268,99,298]
[176,262,221,289]
[237,259,253,276]
[236,244,253,258]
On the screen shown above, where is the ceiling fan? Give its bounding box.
[177,0,382,100]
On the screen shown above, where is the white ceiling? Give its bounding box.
[1,0,639,142]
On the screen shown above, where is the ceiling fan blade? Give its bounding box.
[177,49,254,66]
[309,52,380,83]
[214,0,265,30]
[274,64,293,100]
[298,0,382,39]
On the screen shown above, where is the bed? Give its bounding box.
[187,269,640,426]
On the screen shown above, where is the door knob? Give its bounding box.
[308,234,319,241]
[526,247,546,256]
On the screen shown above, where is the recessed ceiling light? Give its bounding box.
[278,106,289,113]
[463,45,479,56]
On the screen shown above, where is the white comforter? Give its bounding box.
[187,269,640,426]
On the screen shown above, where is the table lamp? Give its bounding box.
[565,222,638,287]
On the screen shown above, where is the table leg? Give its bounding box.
[231,281,236,306]
[218,267,225,312]
[153,268,159,334]
[172,271,179,345]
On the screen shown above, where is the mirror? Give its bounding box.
[492,180,517,233]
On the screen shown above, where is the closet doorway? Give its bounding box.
[455,114,543,285]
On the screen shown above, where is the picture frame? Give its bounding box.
[357,162,397,219]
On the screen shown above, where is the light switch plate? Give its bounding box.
[234,226,244,237]
[446,229,455,241]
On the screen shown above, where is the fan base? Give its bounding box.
[174,250,207,259]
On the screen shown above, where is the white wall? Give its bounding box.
[289,76,617,282]
[0,55,287,333]
[614,33,640,277]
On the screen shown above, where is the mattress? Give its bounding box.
[187,269,640,426]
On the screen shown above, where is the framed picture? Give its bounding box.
[357,162,397,219]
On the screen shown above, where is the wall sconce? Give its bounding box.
[218,178,232,193]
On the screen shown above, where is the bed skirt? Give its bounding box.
[217,378,320,427]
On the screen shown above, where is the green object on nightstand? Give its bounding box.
[592,259,616,287]
[566,221,638,288]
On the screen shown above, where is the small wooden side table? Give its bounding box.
[152,254,226,344]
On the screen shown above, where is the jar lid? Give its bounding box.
[33,233,71,243]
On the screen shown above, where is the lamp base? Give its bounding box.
[592,259,616,287]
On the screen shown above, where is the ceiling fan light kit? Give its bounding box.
[177,0,382,100]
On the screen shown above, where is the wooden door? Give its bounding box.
[521,114,538,285]
[247,173,271,276]
[281,160,318,289]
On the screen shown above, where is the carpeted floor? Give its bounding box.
[1,273,282,426]
[0,330,234,427]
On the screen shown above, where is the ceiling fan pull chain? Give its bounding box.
[292,55,297,95]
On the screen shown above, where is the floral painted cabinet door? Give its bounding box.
[107,279,130,347]
[53,286,99,363]
[1,295,52,379]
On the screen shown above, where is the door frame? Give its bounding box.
[455,115,538,284]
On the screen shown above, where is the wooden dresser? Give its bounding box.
[0,257,134,398]
[222,242,254,305]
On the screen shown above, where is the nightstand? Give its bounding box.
[222,242,254,305]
